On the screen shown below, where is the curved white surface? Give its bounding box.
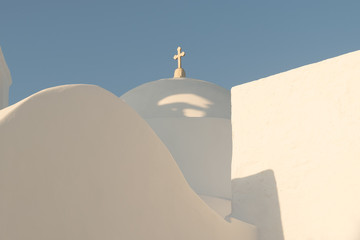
[199,195,231,219]
[121,78,232,217]
[231,50,360,240]
[121,78,230,119]
[0,85,256,240]
[146,118,232,199]
[0,47,11,109]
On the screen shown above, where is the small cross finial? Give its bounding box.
[173,46,186,78]
[174,46,185,68]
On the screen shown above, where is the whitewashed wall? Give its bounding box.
[0,85,256,240]
[231,50,360,240]
[0,47,12,109]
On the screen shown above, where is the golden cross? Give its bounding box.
[173,46,185,69]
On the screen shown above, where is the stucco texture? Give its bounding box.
[0,84,256,240]
[231,50,360,240]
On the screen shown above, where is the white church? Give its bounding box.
[1,46,360,240]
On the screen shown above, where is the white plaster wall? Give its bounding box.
[0,47,11,109]
[0,84,256,240]
[231,50,360,240]
[0,81,9,109]
[199,195,231,219]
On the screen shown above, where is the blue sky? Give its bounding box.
[1,0,359,104]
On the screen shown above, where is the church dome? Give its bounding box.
[121,77,232,218]
[121,78,230,119]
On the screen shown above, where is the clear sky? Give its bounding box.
[1,0,359,104]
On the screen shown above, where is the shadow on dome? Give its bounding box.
[157,93,213,117]
[120,78,230,119]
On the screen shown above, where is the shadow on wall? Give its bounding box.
[231,170,284,240]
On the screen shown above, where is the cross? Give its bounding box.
[173,46,185,69]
